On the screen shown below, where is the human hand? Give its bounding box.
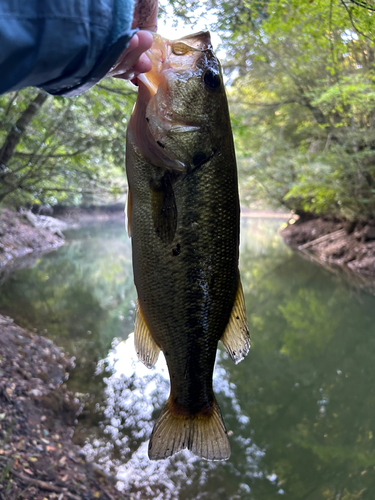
[108,0,158,80]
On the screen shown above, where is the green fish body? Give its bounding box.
[126,32,250,461]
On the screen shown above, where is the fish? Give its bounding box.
[125,31,250,461]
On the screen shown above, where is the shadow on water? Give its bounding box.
[1,217,375,499]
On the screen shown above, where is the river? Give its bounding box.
[1,217,375,499]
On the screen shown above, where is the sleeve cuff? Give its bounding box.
[42,28,138,97]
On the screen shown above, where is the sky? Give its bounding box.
[158,2,221,50]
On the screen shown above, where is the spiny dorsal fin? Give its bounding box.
[220,277,250,364]
[125,186,133,237]
[148,396,230,461]
[134,301,160,368]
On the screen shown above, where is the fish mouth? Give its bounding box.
[137,34,168,95]
[137,31,213,96]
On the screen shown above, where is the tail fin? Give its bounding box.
[148,396,230,461]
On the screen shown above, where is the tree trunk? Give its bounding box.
[0,91,48,168]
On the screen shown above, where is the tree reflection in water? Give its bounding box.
[2,219,375,499]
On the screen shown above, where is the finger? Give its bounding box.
[130,52,152,75]
[110,31,153,79]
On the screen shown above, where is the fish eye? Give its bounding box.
[203,69,221,90]
[172,42,190,56]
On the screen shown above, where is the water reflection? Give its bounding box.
[0,221,137,419]
[2,218,375,498]
[83,334,265,500]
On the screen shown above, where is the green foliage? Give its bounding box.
[2,0,375,218]
[224,0,375,219]
[0,80,136,207]
[167,0,375,219]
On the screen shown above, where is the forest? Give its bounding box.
[2,3,375,498]
[1,0,375,222]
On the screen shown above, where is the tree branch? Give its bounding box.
[10,469,81,500]
[340,0,374,41]
[25,102,73,167]
[0,91,48,167]
[0,91,19,128]
[348,0,375,11]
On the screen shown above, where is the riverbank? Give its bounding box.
[0,206,126,273]
[0,314,125,500]
[281,216,375,276]
[0,208,65,269]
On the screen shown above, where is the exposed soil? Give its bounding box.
[281,216,375,276]
[0,208,64,269]
[0,314,127,500]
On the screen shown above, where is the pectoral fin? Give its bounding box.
[220,277,250,364]
[150,172,177,244]
[134,301,161,368]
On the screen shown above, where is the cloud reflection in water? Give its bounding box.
[82,334,263,499]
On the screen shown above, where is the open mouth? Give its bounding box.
[136,34,168,96]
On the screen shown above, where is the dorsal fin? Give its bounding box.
[220,277,250,364]
[134,301,161,368]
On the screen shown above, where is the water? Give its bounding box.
[1,217,375,499]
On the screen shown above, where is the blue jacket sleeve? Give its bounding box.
[0,0,136,97]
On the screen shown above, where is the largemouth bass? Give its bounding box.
[126,31,250,461]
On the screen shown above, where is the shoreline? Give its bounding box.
[0,207,129,498]
[2,206,375,285]
[281,216,375,277]
[0,208,65,270]
[0,314,123,500]
[0,207,126,275]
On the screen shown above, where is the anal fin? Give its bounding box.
[220,276,250,364]
[134,301,160,368]
[148,396,230,461]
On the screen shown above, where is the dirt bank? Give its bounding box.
[281,217,375,276]
[0,208,65,269]
[0,206,126,279]
[0,314,125,500]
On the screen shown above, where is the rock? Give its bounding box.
[24,211,68,238]
[29,388,44,397]
[0,315,13,325]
